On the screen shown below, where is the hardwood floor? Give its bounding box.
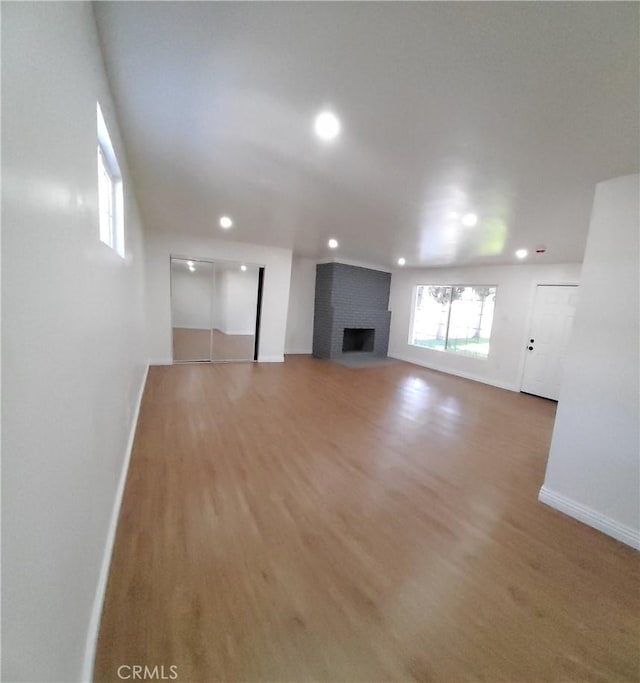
[95,356,639,682]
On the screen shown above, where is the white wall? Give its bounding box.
[145,233,292,362]
[389,263,581,390]
[541,175,640,548]
[285,256,316,354]
[170,262,214,329]
[2,4,148,681]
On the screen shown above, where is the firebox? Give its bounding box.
[342,328,375,353]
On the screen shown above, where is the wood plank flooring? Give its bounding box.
[95,356,639,682]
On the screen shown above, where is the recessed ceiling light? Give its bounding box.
[240,264,247,271]
[397,257,406,266]
[328,238,339,249]
[461,213,478,227]
[219,216,233,229]
[314,111,341,141]
[515,248,528,259]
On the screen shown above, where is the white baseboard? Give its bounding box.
[81,364,149,682]
[284,349,312,355]
[539,485,640,550]
[149,358,173,366]
[387,352,518,392]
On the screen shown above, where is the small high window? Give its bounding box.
[97,103,124,257]
[410,285,497,358]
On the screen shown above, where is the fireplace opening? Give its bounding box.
[342,328,375,353]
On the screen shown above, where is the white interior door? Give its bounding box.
[521,285,579,400]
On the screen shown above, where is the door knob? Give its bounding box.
[528,346,534,350]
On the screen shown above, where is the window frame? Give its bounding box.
[97,103,125,258]
[409,284,498,359]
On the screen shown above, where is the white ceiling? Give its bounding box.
[94,2,639,269]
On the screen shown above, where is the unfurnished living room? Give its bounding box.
[2,2,639,682]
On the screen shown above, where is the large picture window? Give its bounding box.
[410,285,497,358]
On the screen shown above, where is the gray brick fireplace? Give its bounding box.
[312,263,391,359]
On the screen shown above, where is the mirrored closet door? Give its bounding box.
[170,257,262,363]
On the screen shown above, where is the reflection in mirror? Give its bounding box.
[171,258,215,361]
[170,258,261,362]
[210,262,260,361]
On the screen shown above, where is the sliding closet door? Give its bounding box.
[210,263,260,361]
[170,258,214,361]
